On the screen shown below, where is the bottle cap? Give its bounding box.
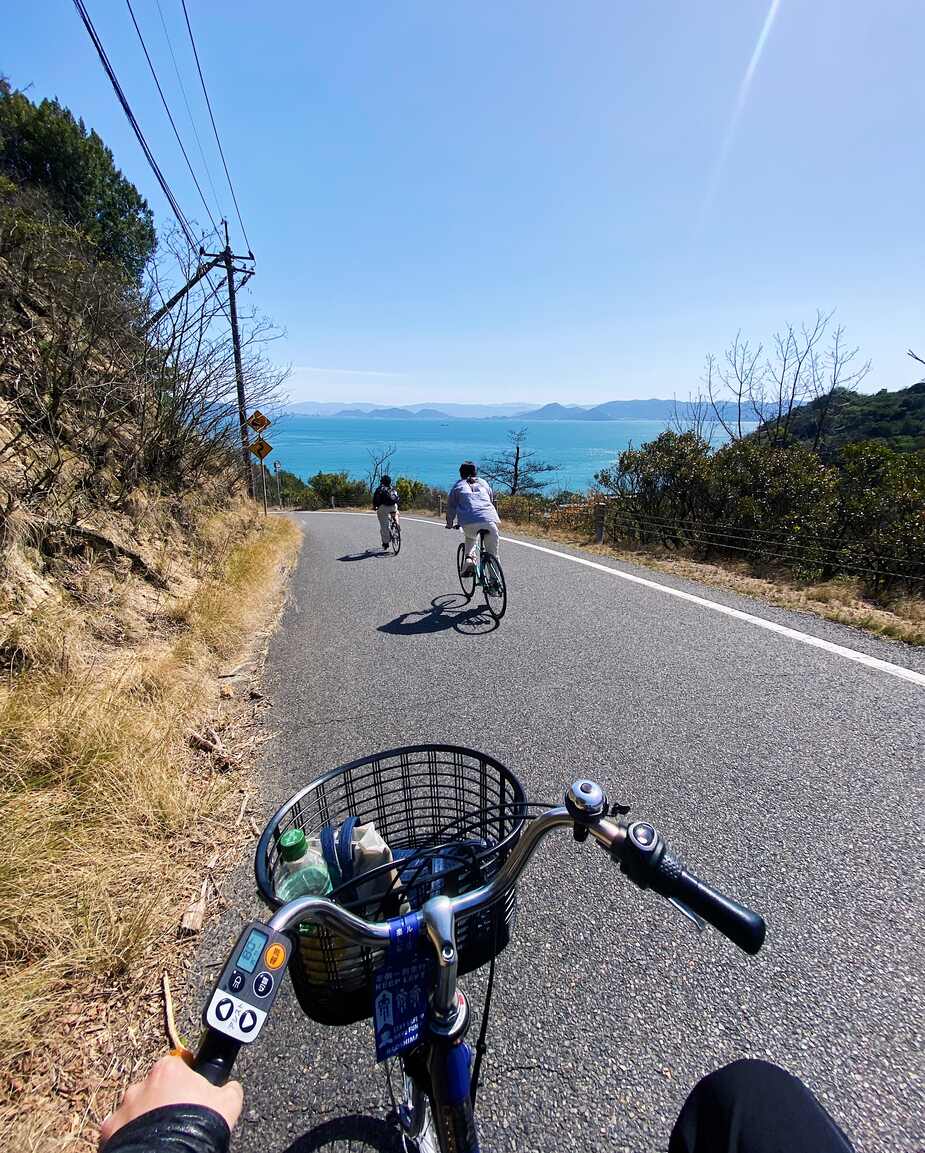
[279,827,307,861]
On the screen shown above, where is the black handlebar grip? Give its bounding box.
[654,853,766,955]
[192,1030,241,1086]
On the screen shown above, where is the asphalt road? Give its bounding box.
[196,511,924,1153]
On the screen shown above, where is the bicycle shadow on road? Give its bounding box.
[338,549,391,562]
[379,593,499,636]
[280,1112,402,1153]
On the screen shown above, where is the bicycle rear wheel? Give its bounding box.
[390,520,402,555]
[482,554,507,620]
[457,542,475,600]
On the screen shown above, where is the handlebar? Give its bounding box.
[193,1030,240,1086]
[262,790,765,953]
[615,818,765,954]
[193,779,765,1082]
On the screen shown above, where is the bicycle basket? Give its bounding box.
[255,744,527,1025]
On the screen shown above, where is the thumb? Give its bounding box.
[216,1078,244,1129]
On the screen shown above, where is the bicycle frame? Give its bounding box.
[472,535,486,586]
[459,529,492,588]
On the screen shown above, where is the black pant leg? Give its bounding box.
[668,1060,855,1153]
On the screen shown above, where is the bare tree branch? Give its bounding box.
[365,444,397,494]
[481,428,559,496]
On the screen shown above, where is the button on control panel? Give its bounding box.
[205,991,267,1041]
[203,922,291,1045]
[253,972,273,998]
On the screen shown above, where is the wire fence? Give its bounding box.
[501,498,924,590]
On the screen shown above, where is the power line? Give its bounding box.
[154,0,223,234]
[72,0,231,328]
[73,0,198,252]
[125,0,219,237]
[72,0,198,252]
[180,0,253,255]
[74,0,248,392]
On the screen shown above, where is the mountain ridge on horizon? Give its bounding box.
[281,398,713,420]
[280,397,729,421]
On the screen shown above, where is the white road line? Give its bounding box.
[301,511,925,688]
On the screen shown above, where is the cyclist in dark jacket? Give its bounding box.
[99,1054,855,1153]
[372,475,399,551]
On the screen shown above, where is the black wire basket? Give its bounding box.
[255,744,527,1025]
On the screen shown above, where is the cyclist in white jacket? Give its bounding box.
[445,462,500,575]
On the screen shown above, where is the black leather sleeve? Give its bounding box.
[101,1105,231,1153]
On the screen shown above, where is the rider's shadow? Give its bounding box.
[281,1113,402,1153]
[379,593,498,636]
[338,550,390,562]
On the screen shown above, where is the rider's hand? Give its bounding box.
[98,1056,243,1148]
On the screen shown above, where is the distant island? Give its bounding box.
[283,400,528,419]
[516,398,736,421]
[334,405,453,420]
[282,398,733,421]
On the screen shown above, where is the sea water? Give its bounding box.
[270,415,723,494]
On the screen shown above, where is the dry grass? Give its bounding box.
[501,517,925,647]
[0,505,301,1152]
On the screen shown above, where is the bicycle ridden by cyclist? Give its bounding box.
[98,1052,856,1153]
[373,474,399,552]
[445,461,499,575]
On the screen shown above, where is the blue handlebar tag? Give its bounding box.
[373,912,430,1062]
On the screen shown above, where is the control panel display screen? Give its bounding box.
[238,928,268,973]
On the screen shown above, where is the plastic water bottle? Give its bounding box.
[275,828,332,901]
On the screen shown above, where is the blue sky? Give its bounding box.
[5,2,924,404]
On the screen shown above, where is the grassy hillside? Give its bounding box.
[772,381,925,453]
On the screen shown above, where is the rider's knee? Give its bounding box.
[694,1058,792,1102]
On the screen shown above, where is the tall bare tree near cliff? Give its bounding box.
[481,428,559,496]
[701,311,869,449]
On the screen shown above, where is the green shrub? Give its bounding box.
[594,431,924,589]
[307,471,369,506]
[834,443,925,588]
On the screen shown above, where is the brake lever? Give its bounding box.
[668,896,706,932]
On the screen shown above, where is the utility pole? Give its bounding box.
[203,220,256,497]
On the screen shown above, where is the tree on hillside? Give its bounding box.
[700,312,870,451]
[0,80,156,278]
[481,428,559,495]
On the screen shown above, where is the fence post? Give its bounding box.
[593,504,605,544]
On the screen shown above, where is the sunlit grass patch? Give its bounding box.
[0,508,300,1146]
